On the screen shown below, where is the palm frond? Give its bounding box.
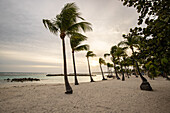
[104,53,110,58]
[86,51,96,57]
[70,33,87,48]
[42,19,58,35]
[69,32,87,40]
[68,22,92,32]
[110,46,118,54]
[60,3,80,31]
[99,58,106,65]
[74,44,89,52]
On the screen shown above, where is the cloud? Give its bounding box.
[0,0,139,73]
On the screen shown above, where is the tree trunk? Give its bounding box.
[131,47,152,91]
[107,67,110,76]
[72,51,79,85]
[125,66,129,78]
[62,38,73,94]
[87,57,94,82]
[110,68,113,76]
[135,61,147,81]
[114,62,120,79]
[100,64,107,80]
[120,63,125,81]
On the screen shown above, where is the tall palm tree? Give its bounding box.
[99,58,107,80]
[86,51,96,82]
[119,34,152,90]
[42,3,92,94]
[70,33,89,85]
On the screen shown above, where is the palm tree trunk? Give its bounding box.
[110,68,113,76]
[120,63,125,81]
[87,57,94,82]
[125,66,129,78]
[107,67,110,75]
[114,62,120,80]
[135,61,147,81]
[131,47,152,91]
[100,64,107,80]
[131,47,147,82]
[72,51,79,85]
[62,38,73,94]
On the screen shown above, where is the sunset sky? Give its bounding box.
[0,0,139,73]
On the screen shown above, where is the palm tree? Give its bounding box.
[42,3,92,94]
[99,58,107,80]
[106,63,111,76]
[119,33,152,90]
[86,51,96,82]
[104,46,120,80]
[70,34,89,85]
[123,56,132,78]
[114,46,127,81]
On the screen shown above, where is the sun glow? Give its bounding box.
[91,60,99,67]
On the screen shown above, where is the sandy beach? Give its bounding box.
[0,76,170,113]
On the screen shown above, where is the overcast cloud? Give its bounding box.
[0,0,139,73]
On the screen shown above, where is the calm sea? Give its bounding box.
[0,72,104,84]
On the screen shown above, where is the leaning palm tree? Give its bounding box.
[42,3,92,94]
[104,46,120,80]
[86,51,96,82]
[70,34,89,85]
[99,58,107,80]
[119,33,152,90]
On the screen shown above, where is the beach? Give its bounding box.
[0,76,170,113]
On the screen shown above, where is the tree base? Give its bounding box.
[65,90,73,94]
[102,78,107,80]
[75,83,79,85]
[91,80,95,82]
[140,81,153,91]
[117,77,120,80]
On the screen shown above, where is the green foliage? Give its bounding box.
[70,32,89,52]
[161,58,168,65]
[74,44,89,52]
[43,2,92,38]
[99,58,106,65]
[86,51,96,58]
[120,0,170,77]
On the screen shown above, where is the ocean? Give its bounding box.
[0,72,104,84]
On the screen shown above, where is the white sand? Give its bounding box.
[0,76,170,113]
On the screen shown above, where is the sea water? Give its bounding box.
[0,72,104,84]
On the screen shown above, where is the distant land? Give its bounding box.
[46,73,96,76]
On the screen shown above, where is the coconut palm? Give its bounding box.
[123,56,132,78]
[114,46,127,81]
[119,33,152,90]
[86,51,96,82]
[42,3,92,94]
[70,34,89,85]
[106,63,111,76]
[104,46,120,80]
[99,58,107,80]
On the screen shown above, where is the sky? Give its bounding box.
[0,0,139,73]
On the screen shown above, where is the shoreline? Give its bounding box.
[46,73,96,76]
[0,76,170,113]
